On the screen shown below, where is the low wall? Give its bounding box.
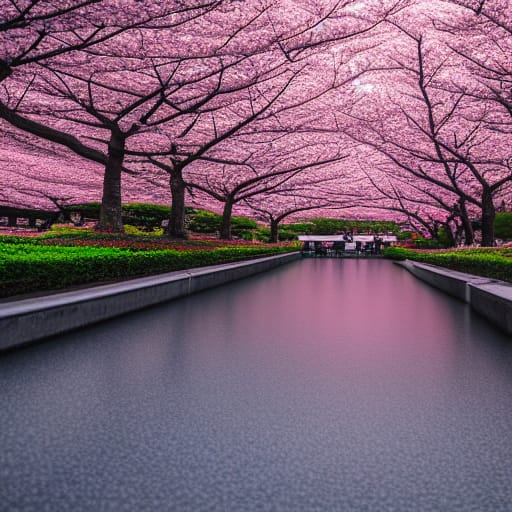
[397,260,512,335]
[469,283,512,336]
[0,252,300,351]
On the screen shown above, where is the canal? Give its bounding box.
[1,258,512,511]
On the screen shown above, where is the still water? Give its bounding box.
[1,259,512,511]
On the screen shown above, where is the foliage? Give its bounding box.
[410,238,442,249]
[123,224,164,236]
[64,202,173,229]
[187,210,221,233]
[0,241,295,297]
[277,228,300,241]
[396,230,414,241]
[121,203,171,229]
[64,202,101,219]
[0,205,55,219]
[281,222,315,234]
[495,213,512,240]
[383,247,512,283]
[436,226,453,248]
[186,210,257,237]
[308,218,400,235]
[1,2,510,242]
[231,216,258,233]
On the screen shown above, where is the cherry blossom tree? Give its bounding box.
[244,182,357,242]
[186,139,349,239]
[1,1,229,229]
[3,0,508,244]
[343,9,511,246]
[1,0,406,232]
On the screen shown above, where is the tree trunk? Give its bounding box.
[96,130,125,232]
[166,168,188,239]
[220,199,234,240]
[270,218,279,243]
[458,199,474,245]
[480,188,496,247]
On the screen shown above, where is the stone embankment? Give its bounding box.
[397,259,512,335]
[0,252,300,351]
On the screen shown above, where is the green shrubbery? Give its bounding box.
[121,203,171,229]
[186,210,220,233]
[383,246,512,282]
[495,212,512,240]
[298,218,400,235]
[186,210,257,237]
[0,242,294,297]
[231,216,258,236]
[64,202,101,219]
[64,202,177,229]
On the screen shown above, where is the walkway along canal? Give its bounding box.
[1,258,512,511]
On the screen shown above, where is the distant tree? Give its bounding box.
[144,63,307,239]
[345,20,511,246]
[244,189,349,243]
[183,133,349,239]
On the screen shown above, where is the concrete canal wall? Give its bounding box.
[0,252,300,351]
[397,259,512,335]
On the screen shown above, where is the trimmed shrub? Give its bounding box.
[0,242,295,297]
[121,203,171,229]
[187,211,222,233]
[64,202,173,229]
[64,202,101,219]
[280,222,314,234]
[231,216,257,236]
[308,218,400,235]
[277,228,299,241]
[495,212,512,240]
[187,211,257,237]
[383,247,512,282]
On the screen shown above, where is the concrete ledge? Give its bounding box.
[469,282,512,335]
[0,252,300,351]
[396,260,493,302]
[396,259,512,335]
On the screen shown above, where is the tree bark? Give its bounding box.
[458,199,474,246]
[0,61,12,82]
[96,130,125,232]
[220,198,234,240]
[480,188,496,247]
[270,218,279,243]
[166,167,188,239]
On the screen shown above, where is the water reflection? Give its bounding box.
[1,259,511,511]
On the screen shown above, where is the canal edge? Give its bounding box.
[0,252,301,351]
[396,259,512,336]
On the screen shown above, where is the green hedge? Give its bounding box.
[383,247,512,283]
[0,243,294,297]
[495,212,512,240]
[305,218,400,235]
[64,202,179,229]
[187,210,257,236]
[121,203,171,228]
